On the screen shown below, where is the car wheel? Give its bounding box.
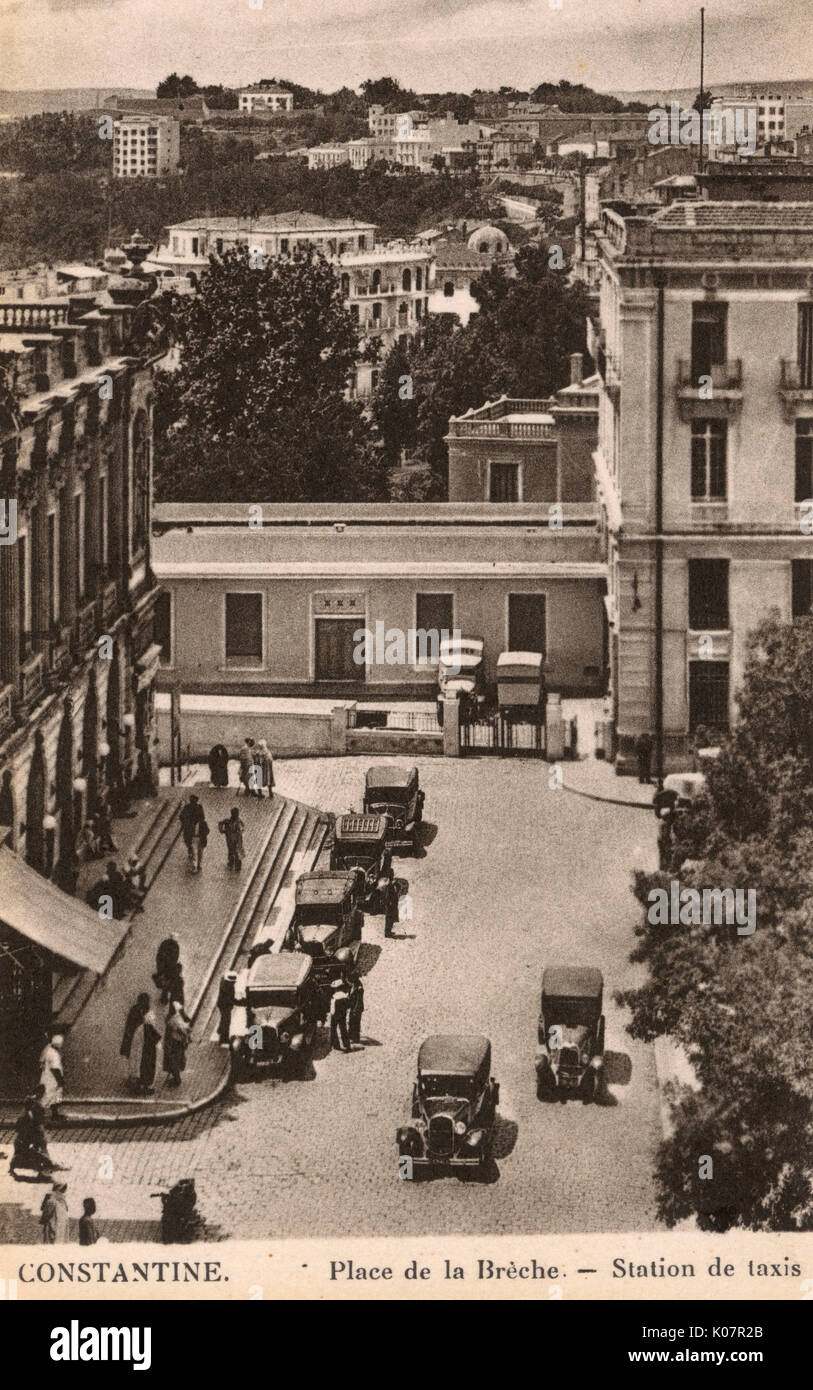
[581,1070,597,1104]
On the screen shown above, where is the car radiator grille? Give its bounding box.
[428,1114,454,1156]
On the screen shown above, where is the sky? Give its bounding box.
[0,0,811,95]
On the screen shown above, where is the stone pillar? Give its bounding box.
[442,695,461,757]
[546,695,565,761]
[59,465,77,625]
[330,704,350,755]
[30,484,49,647]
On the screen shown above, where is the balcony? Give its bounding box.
[18,652,44,710]
[677,360,743,421]
[448,397,557,441]
[74,599,98,653]
[778,360,813,419]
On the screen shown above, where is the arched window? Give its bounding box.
[443,281,454,297]
[398,302,408,323]
[415,268,422,291]
[340,273,350,296]
[371,269,381,292]
[372,302,382,323]
[402,268,412,291]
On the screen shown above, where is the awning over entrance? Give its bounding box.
[0,847,128,975]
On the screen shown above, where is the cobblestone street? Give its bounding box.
[1,756,661,1245]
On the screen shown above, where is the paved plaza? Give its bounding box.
[1,755,661,1243]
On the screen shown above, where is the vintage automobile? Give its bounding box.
[362,765,425,854]
[496,650,545,714]
[330,813,398,932]
[535,966,605,1102]
[288,869,363,1004]
[436,635,485,720]
[653,771,708,819]
[229,952,320,1077]
[396,1034,499,1174]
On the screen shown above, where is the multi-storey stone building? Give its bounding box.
[112,113,180,178]
[0,270,162,1077]
[339,244,431,397]
[238,82,293,114]
[590,200,813,774]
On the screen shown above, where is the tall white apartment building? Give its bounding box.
[112,114,180,177]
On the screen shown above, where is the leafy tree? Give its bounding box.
[157,74,199,98]
[618,614,813,1231]
[152,245,385,502]
[360,76,416,109]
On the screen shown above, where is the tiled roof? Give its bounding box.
[654,200,813,228]
[166,213,377,232]
[433,244,493,268]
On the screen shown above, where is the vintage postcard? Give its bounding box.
[0,0,811,1322]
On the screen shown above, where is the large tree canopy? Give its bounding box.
[153,246,384,502]
[619,615,813,1231]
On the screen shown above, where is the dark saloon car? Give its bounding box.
[362,765,425,854]
[330,813,398,932]
[396,1034,499,1174]
[229,953,319,1077]
[535,966,605,1102]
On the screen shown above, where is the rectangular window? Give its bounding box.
[689,661,729,732]
[688,558,729,630]
[490,462,520,502]
[795,420,813,502]
[792,558,813,618]
[508,593,547,655]
[798,303,813,390]
[154,589,173,664]
[415,593,454,645]
[691,419,727,500]
[691,301,727,382]
[225,592,263,666]
[191,237,199,256]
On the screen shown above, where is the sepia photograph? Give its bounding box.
[0,0,811,1328]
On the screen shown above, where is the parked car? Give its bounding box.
[229,953,319,1077]
[362,765,425,854]
[653,771,707,818]
[288,869,363,1009]
[496,650,545,714]
[536,966,605,1102]
[396,1034,499,1175]
[437,635,485,720]
[330,813,398,932]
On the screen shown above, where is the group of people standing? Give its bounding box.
[207,737,275,799]
[120,935,191,1094]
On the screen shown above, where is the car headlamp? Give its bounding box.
[454,1120,467,1136]
[280,1031,290,1044]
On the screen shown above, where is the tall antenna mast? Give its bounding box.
[699,6,705,173]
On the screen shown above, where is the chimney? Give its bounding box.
[570,352,583,386]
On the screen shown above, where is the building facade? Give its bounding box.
[307,144,351,170]
[152,502,606,698]
[446,357,598,505]
[238,82,293,113]
[112,114,181,177]
[590,200,813,773]
[0,272,162,1076]
[339,244,432,398]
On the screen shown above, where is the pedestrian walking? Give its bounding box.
[153,934,181,1002]
[9,1098,57,1177]
[80,818,101,859]
[138,1006,161,1095]
[40,1181,69,1243]
[256,739,274,799]
[162,1001,190,1089]
[123,854,146,911]
[38,1033,65,1122]
[208,743,229,788]
[180,793,205,872]
[198,813,209,870]
[238,738,254,796]
[94,801,117,853]
[218,807,245,870]
[78,1197,99,1246]
[635,731,653,784]
[121,993,150,1087]
[217,972,237,1045]
[329,982,351,1053]
[347,974,365,1045]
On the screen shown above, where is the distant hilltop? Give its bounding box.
[610,78,813,106]
[0,88,154,117]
